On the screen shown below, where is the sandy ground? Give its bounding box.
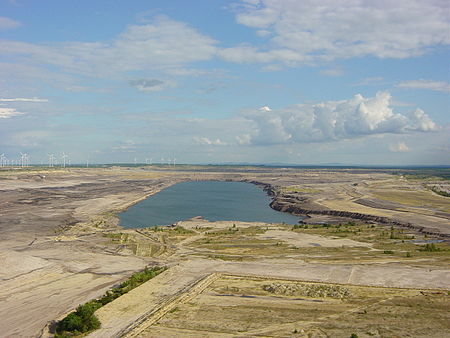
[88,257,449,337]
[0,167,448,337]
[257,229,373,248]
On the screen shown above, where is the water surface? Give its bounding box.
[119,181,300,228]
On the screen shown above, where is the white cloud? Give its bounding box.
[194,137,228,146]
[389,142,410,152]
[228,0,449,65]
[397,80,450,92]
[0,16,217,76]
[0,97,49,102]
[0,17,20,31]
[241,92,438,145]
[408,108,437,131]
[0,107,24,118]
[259,106,271,112]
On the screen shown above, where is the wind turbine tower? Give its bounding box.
[61,152,68,168]
[48,154,55,167]
[20,152,27,168]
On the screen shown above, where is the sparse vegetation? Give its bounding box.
[55,266,166,337]
[430,186,450,197]
[419,243,441,252]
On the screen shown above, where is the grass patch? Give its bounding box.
[55,266,166,337]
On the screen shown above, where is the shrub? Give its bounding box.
[56,302,101,335]
[419,243,441,252]
[55,266,166,336]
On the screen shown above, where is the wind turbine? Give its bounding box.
[173,157,176,168]
[20,152,27,168]
[61,152,68,168]
[0,154,5,167]
[48,154,55,167]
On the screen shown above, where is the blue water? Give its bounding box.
[119,181,300,228]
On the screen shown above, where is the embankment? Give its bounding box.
[244,180,450,239]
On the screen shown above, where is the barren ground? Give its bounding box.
[0,166,448,337]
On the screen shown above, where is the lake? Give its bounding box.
[119,181,300,228]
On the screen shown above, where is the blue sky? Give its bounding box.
[0,0,449,165]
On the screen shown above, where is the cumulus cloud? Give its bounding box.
[0,16,217,76]
[0,97,49,102]
[0,107,24,118]
[408,108,437,131]
[389,142,410,152]
[194,137,228,146]
[227,0,449,65]
[0,17,21,31]
[129,79,174,92]
[397,80,450,92]
[241,92,438,145]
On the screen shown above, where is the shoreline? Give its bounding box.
[105,177,448,240]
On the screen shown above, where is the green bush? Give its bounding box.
[419,243,441,252]
[56,302,101,335]
[55,266,166,336]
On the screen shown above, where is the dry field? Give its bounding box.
[0,166,448,337]
[136,275,449,338]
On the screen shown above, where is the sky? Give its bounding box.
[0,0,449,166]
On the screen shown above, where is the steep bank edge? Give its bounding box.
[244,180,450,239]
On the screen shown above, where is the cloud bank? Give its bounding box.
[0,16,217,76]
[0,107,24,118]
[222,0,450,65]
[397,80,450,92]
[0,97,49,102]
[241,92,437,145]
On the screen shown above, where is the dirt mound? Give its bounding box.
[263,282,351,299]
